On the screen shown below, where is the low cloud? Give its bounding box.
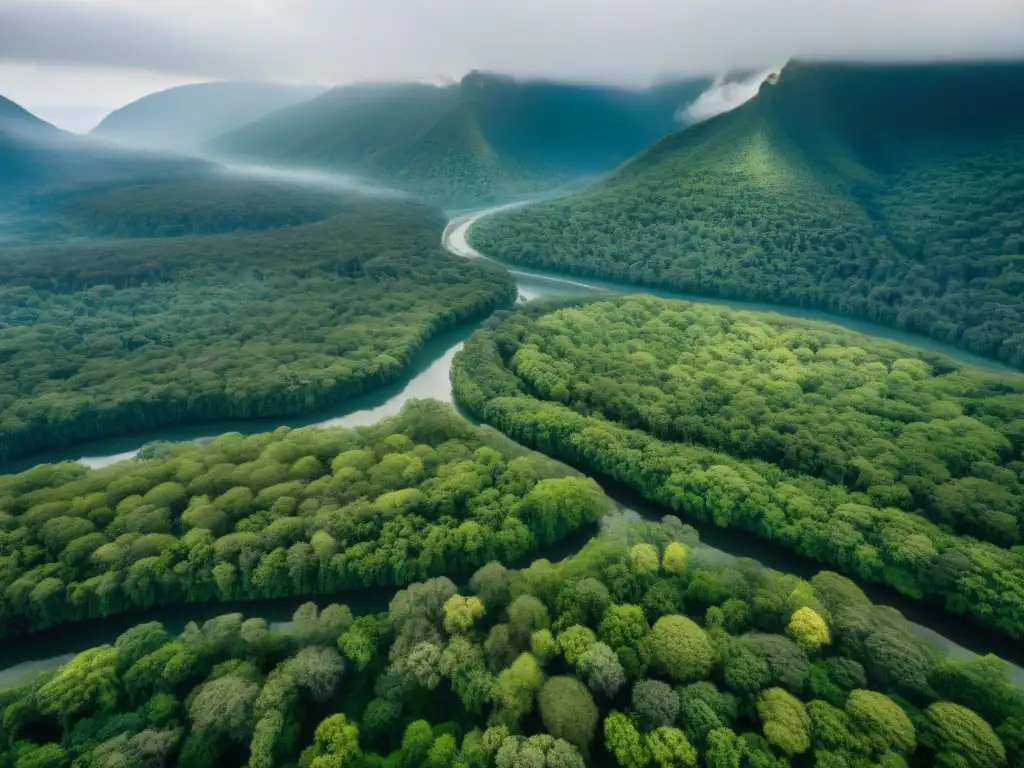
[679,68,778,124]
[1,0,1023,104]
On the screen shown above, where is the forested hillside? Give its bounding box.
[453,297,1024,639]
[0,402,609,636]
[4,512,1023,767]
[211,73,711,207]
[0,192,515,462]
[469,60,1024,367]
[5,172,356,242]
[91,81,323,150]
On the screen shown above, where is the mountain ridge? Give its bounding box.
[92,80,324,150]
[467,59,1024,366]
[211,72,713,206]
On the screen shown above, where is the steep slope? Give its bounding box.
[0,96,62,196]
[469,60,1024,366]
[92,81,323,150]
[212,73,711,206]
[211,82,459,168]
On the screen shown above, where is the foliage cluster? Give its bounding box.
[2,517,1021,767]
[0,402,610,636]
[451,297,1024,638]
[18,174,353,240]
[0,195,515,462]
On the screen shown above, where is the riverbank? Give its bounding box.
[2,200,1022,688]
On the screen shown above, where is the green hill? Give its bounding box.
[469,60,1024,367]
[4,171,358,243]
[211,73,711,207]
[91,81,323,150]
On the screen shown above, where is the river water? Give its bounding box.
[2,203,1021,688]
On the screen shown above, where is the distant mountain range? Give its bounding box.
[92,81,325,151]
[210,73,714,207]
[468,60,1024,366]
[0,94,211,237]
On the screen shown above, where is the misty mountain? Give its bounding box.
[0,92,215,242]
[92,81,324,150]
[0,95,71,197]
[211,73,712,207]
[468,60,1024,366]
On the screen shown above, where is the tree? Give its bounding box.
[807,699,858,753]
[507,595,551,647]
[486,625,518,673]
[557,625,597,666]
[845,690,916,756]
[531,630,557,665]
[115,622,170,672]
[538,676,599,754]
[925,702,1006,768]
[395,642,444,690]
[443,595,485,635]
[306,714,360,768]
[661,542,688,575]
[189,674,259,740]
[757,688,811,756]
[632,680,680,732]
[556,578,612,628]
[786,607,830,653]
[578,642,626,697]
[11,743,69,768]
[630,544,660,575]
[677,682,738,746]
[861,624,934,697]
[604,712,650,768]
[645,727,697,768]
[471,562,512,612]
[389,577,458,659]
[401,720,434,768]
[600,604,651,651]
[494,653,544,723]
[705,728,742,768]
[290,646,346,702]
[647,616,713,683]
[361,699,401,747]
[723,634,808,694]
[37,646,119,724]
[495,735,584,768]
[426,733,457,768]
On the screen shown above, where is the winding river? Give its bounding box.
[2,202,1021,688]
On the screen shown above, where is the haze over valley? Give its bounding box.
[2,3,1024,767]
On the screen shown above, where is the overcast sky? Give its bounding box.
[1,0,1022,129]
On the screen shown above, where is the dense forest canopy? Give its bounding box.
[211,74,712,208]
[452,297,1024,639]
[3,514,1023,768]
[5,173,359,242]
[468,60,1024,367]
[0,190,515,463]
[0,401,610,637]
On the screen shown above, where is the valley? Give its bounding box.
[4,202,1024,695]
[4,53,1024,768]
